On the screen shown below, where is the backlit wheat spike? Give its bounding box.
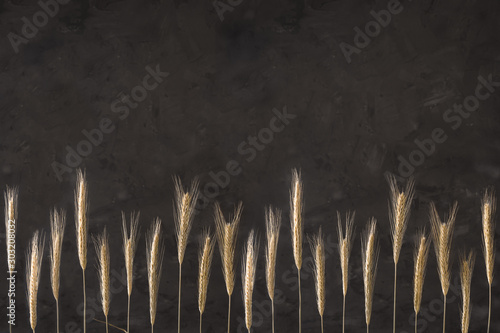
[481,188,496,333]
[241,229,259,333]
[26,230,45,333]
[361,218,379,333]
[309,227,326,333]
[198,229,216,333]
[413,230,430,333]
[459,250,475,333]
[337,211,355,333]
[265,206,282,333]
[214,201,243,333]
[386,174,415,333]
[429,201,458,333]
[74,169,89,333]
[289,168,304,333]
[173,176,199,333]
[122,211,140,333]
[4,186,18,273]
[50,208,66,333]
[146,218,164,333]
[93,228,110,333]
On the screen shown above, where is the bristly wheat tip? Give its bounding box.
[50,208,66,301]
[265,206,282,301]
[337,211,355,296]
[122,211,140,297]
[173,176,199,264]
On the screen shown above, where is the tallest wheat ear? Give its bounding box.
[429,201,458,333]
[361,218,379,333]
[50,208,66,333]
[4,186,18,333]
[214,201,243,333]
[337,211,355,333]
[265,206,282,333]
[481,188,496,333]
[173,176,199,333]
[122,211,140,333]
[74,169,89,333]
[459,250,475,333]
[147,218,164,333]
[290,169,304,333]
[26,230,45,333]
[386,174,415,333]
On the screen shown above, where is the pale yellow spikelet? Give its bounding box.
[429,201,458,296]
[173,176,199,264]
[459,250,475,333]
[93,228,110,317]
[413,230,430,314]
[214,201,243,296]
[309,227,326,317]
[361,218,379,326]
[265,206,282,301]
[198,229,216,315]
[50,208,66,301]
[146,218,164,326]
[241,229,259,331]
[74,169,88,270]
[290,169,303,270]
[481,189,496,285]
[122,211,140,297]
[4,186,18,273]
[26,230,45,331]
[386,174,415,264]
[337,211,355,296]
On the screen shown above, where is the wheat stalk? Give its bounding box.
[429,201,458,333]
[74,169,89,333]
[413,230,430,333]
[309,227,325,333]
[337,211,355,333]
[459,250,475,333]
[26,230,45,333]
[265,206,281,333]
[4,186,18,333]
[146,218,164,333]
[214,201,243,333]
[241,229,259,333]
[198,229,216,333]
[173,176,199,333]
[386,174,414,333]
[290,168,304,333]
[361,218,379,333]
[93,228,111,333]
[481,188,496,333]
[50,208,66,333]
[121,211,140,333]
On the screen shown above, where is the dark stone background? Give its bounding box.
[1,0,500,332]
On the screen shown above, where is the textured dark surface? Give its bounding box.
[1,0,500,332]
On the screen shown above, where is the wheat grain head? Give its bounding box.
[146,218,164,326]
[4,185,18,273]
[429,201,458,296]
[337,211,355,296]
[241,229,259,331]
[290,169,303,271]
[308,227,326,317]
[265,206,282,301]
[93,228,110,317]
[214,201,243,296]
[122,211,140,297]
[74,169,88,270]
[50,208,66,301]
[361,218,379,326]
[198,228,216,315]
[481,188,496,285]
[26,230,45,331]
[413,230,430,315]
[459,250,475,333]
[173,176,199,264]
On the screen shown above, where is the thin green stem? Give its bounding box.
[83,268,87,333]
[393,263,397,333]
[57,298,60,333]
[442,294,446,333]
[342,294,346,333]
[178,264,182,333]
[298,268,302,333]
[127,294,130,333]
[227,293,232,333]
[272,298,275,333]
[487,284,492,333]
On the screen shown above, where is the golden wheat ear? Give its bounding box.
[265,206,281,333]
[74,169,88,333]
[198,228,216,332]
[337,211,355,333]
[241,229,259,333]
[413,229,430,332]
[459,250,475,333]
[93,228,111,333]
[146,218,165,332]
[481,188,496,333]
[26,230,45,333]
[361,218,379,333]
[308,227,326,333]
[50,208,66,333]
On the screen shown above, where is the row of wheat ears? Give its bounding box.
[3,169,496,333]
